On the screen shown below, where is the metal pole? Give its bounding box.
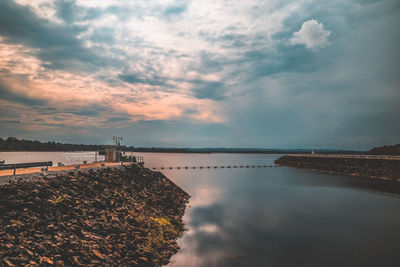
[95,151,97,163]
[13,164,16,176]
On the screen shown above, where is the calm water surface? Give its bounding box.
[137,153,400,267]
[2,152,400,266]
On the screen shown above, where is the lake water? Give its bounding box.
[1,152,400,266]
[138,153,400,267]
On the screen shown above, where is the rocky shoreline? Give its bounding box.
[275,155,400,181]
[0,165,190,266]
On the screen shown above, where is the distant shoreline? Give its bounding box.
[0,137,364,154]
[3,136,400,155]
[0,149,363,154]
[275,155,400,181]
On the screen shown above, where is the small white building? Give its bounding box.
[104,146,121,162]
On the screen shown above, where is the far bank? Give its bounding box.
[275,154,400,181]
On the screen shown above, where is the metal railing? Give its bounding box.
[0,161,53,176]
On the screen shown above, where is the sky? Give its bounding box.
[0,0,399,149]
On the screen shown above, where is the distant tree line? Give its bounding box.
[0,137,185,152]
[368,144,400,155]
[1,136,398,155]
[132,147,191,153]
[0,137,105,152]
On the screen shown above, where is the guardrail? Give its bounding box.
[286,154,400,160]
[0,161,53,171]
[0,161,53,176]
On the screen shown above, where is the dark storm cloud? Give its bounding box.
[1,120,21,124]
[199,31,258,49]
[64,105,108,117]
[107,116,132,123]
[69,110,99,117]
[192,80,226,101]
[90,27,115,43]
[0,81,47,106]
[198,52,226,73]
[340,110,400,145]
[196,31,318,87]
[164,5,187,17]
[356,0,385,5]
[0,0,111,70]
[118,74,168,87]
[55,0,76,23]
[238,46,317,82]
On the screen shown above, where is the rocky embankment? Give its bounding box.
[0,165,190,266]
[275,156,400,181]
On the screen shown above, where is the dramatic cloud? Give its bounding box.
[0,0,399,148]
[290,19,331,49]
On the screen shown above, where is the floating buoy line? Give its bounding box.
[149,165,280,170]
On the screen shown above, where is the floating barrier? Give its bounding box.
[150,165,279,170]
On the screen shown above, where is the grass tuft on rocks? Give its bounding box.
[0,165,190,266]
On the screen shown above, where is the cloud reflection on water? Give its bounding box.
[164,154,400,267]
